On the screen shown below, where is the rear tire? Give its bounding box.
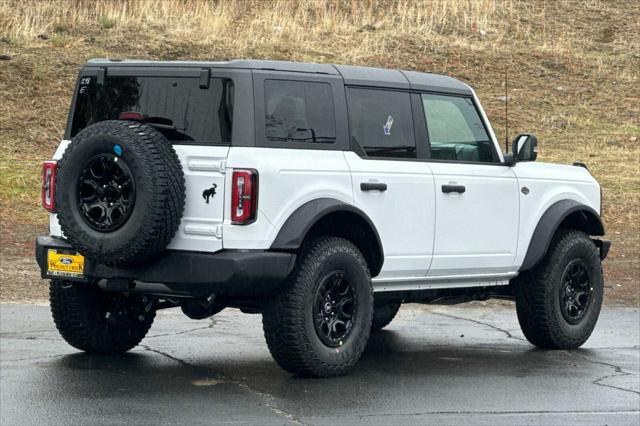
[372,303,400,332]
[515,230,603,349]
[50,280,155,354]
[262,237,373,377]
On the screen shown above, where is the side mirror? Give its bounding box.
[512,133,538,162]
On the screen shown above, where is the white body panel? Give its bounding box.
[49,139,601,292]
[223,147,352,249]
[427,162,520,277]
[512,161,600,267]
[344,151,435,280]
[49,140,72,238]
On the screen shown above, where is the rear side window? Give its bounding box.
[346,88,416,159]
[71,76,234,144]
[421,94,494,163]
[264,79,336,144]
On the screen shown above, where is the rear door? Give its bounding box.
[344,87,436,283]
[71,67,243,253]
[418,93,519,277]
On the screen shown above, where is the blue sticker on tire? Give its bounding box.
[114,144,123,156]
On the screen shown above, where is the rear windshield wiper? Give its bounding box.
[118,112,181,131]
[117,113,193,141]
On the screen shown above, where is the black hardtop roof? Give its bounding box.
[85,58,472,95]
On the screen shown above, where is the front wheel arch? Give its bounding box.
[520,200,604,271]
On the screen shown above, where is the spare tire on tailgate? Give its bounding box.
[55,120,185,267]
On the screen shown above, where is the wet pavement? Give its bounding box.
[1,302,639,425]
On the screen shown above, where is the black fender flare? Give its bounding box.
[270,198,384,272]
[520,199,605,271]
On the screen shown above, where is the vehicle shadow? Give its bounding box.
[40,328,615,411]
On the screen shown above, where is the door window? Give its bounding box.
[346,88,416,159]
[421,94,495,163]
[264,79,336,144]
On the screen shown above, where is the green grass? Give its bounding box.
[98,15,117,30]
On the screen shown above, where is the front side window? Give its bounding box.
[264,80,336,144]
[422,94,495,163]
[71,76,234,144]
[346,88,416,159]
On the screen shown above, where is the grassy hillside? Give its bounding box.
[1,0,638,303]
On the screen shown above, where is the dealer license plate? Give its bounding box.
[47,249,85,278]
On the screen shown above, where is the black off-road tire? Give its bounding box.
[56,120,185,267]
[50,280,155,354]
[372,303,401,332]
[515,229,603,349]
[262,237,374,377]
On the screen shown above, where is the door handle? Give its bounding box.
[360,182,387,192]
[441,184,466,194]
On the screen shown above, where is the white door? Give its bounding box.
[346,152,435,280]
[427,162,519,276]
[344,87,435,282]
[419,93,519,277]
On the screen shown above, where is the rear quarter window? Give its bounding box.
[71,76,234,144]
[264,79,336,144]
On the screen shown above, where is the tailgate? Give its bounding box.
[167,145,229,253]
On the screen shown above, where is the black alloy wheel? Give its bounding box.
[262,237,374,377]
[559,259,592,324]
[313,271,356,347]
[78,153,136,232]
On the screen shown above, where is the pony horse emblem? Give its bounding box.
[202,183,217,204]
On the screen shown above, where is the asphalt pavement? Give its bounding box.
[1,302,639,425]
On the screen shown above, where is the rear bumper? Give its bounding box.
[36,236,296,297]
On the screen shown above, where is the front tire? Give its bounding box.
[515,230,603,349]
[50,280,155,354]
[262,237,373,377]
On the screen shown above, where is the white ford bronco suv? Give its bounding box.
[37,59,610,377]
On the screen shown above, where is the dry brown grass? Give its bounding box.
[0,0,638,303]
[2,0,503,45]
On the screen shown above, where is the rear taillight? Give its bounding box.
[231,169,258,224]
[42,161,57,212]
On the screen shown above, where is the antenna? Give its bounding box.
[504,68,509,153]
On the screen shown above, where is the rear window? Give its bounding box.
[71,76,234,144]
[264,79,336,144]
